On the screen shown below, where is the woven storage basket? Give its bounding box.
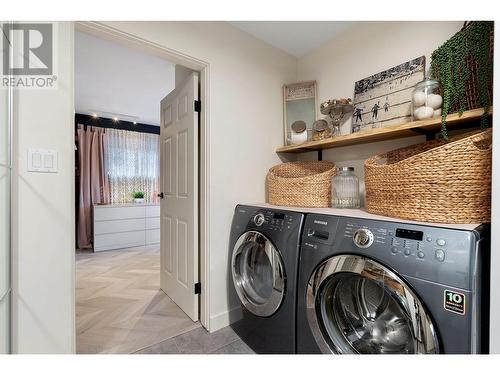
[267,161,336,208]
[365,129,492,224]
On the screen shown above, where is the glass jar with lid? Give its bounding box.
[412,79,443,121]
[332,167,360,209]
[288,120,308,145]
[312,119,331,141]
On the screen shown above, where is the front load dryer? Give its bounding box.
[297,213,489,354]
[229,205,304,353]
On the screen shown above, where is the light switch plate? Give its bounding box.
[28,149,58,173]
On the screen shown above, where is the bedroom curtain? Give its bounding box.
[76,125,110,249]
[106,128,160,205]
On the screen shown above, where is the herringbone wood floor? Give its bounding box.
[76,246,200,354]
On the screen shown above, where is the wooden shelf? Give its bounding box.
[276,108,490,154]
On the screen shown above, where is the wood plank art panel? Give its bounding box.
[353,56,425,132]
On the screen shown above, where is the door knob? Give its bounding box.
[157,192,164,199]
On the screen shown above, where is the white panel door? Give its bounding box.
[160,73,199,321]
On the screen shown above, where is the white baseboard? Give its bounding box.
[208,306,242,333]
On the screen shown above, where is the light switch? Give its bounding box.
[44,154,54,169]
[28,149,58,173]
[32,153,42,168]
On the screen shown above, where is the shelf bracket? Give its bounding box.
[411,128,435,141]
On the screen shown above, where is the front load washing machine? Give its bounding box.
[229,205,304,353]
[297,213,489,354]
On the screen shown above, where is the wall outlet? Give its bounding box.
[27,149,58,173]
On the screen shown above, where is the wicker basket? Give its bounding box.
[267,161,336,208]
[364,129,492,223]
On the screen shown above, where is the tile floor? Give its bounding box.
[134,326,255,354]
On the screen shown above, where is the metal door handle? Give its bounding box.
[157,192,164,199]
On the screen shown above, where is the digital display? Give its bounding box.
[396,228,424,241]
[273,213,285,220]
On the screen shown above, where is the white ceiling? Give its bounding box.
[75,31,176,126]
[229,21,354,57]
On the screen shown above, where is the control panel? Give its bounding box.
[302,213,483,290]
[343,220,451,263]
[251,210,295,232]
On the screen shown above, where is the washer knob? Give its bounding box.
[253,213,265,226]
[353,229,374,248]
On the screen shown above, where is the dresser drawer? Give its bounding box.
[94,231,146,252]
[146,229,160,245]
[94,206,146,221]
[146,205,160,218]
[146,217,160,230]
[94,218,146,235]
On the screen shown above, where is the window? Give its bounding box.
[106,128,160,204]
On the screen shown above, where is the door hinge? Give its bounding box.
[194,282,201,294]
[194,100,201,113]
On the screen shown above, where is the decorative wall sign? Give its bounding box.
[284,81,316,100]
[283,81,317,145]
[352,56,425,133]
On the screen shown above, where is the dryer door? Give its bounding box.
[307,255,439,354]
[232,231,285,317]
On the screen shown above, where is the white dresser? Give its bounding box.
[93,203,160,252]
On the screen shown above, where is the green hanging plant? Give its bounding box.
[430,21,493,139]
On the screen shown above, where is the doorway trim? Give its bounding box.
[74,21,211,330]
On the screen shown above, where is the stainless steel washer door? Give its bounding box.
[232,231,285,317]
[307,255,439,354]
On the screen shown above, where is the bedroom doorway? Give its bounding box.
[74,22,210,354]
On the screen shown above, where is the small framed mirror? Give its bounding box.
[283,81,317,145]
